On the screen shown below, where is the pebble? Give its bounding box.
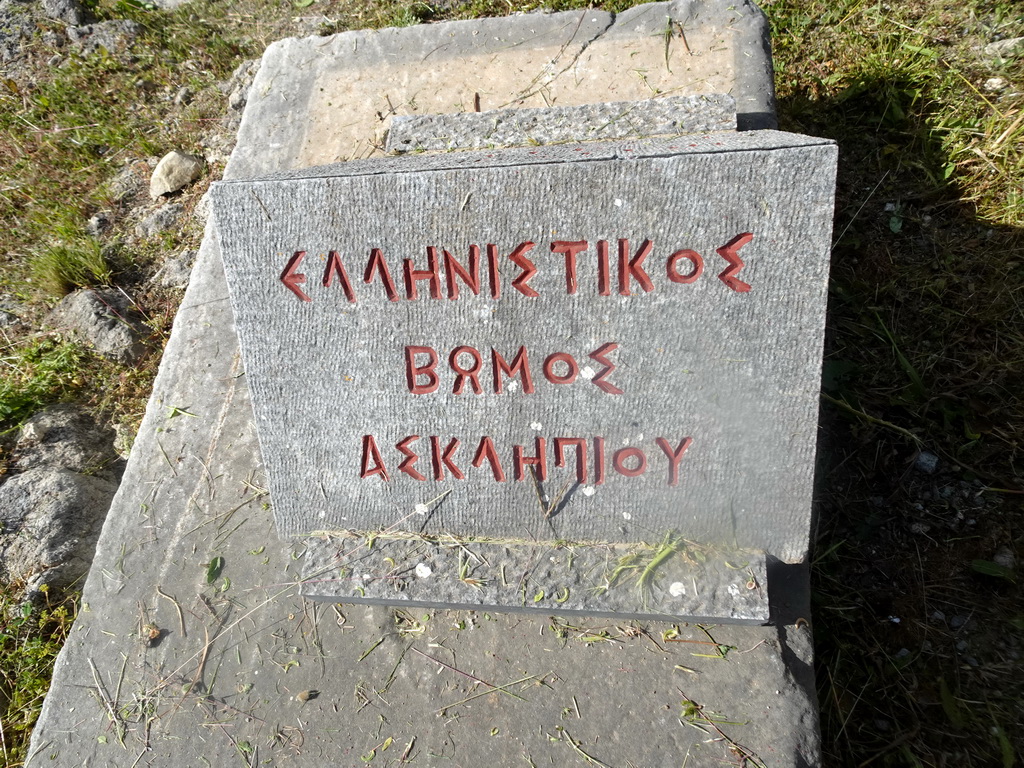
[930,610,946,622]
[915,451,939,474]
[984,36,1024,58]
[992,547,1015,570]
[135,203,183,238]
[149,150,204,199]
[86,211,112,236]
[984,77,1007,92]
[949,615,967,629]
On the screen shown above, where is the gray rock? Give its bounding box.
[0,308,20,326]
[992,547,1016,570]
[42,0,86,26]
[173,85,193,105]
[152,248,196,289]
[45,288,148,364]
[67,19,141,56]
[108,160,148,203]
[984,36,1024,58]
[915,451,939,474]
[149,150,204,198]
[0,468,117,596]
[226,59,260,113]
[14,404,123,482]
[135,202,183,237]
[86,210,112,236]
[0,0,34,63]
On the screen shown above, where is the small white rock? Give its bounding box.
[414,503,429,515]
[669,582,686,597]
[150,150,204,199]
[415,563,432,578]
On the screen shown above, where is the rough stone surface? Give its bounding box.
[86,210,112,236]
[67,19,141,55]
[152,247,196,289]
[14,404,123,483]
[30,6,819,766]
[45,287,148,364]
[135,202,183,237]
[0,468,117,595]
[228,0,775,176]
[386,93,737,152]
[108,159,149,203]
[42,0,85,26]
[149,150,204,198]
[304,534,769,621]
[0,0,34,62]
[212,132,837,567]
[225,58,260,115]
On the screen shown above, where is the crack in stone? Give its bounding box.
[503,10,616,109]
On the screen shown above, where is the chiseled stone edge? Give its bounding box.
[385,94,737,152]
[301,532,768,622]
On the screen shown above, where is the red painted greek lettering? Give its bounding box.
[472,436,506,481]
[655,437,693,486]
[588,343,623,395]
[405,346,439,395]
[717,233,753,293]
[443,245,481,299]
[618,238,655,296]
[513,437,547,481]
[281,251,311,302]
[430,437,463,481]
[363,248,399,302]
[554,437,588,482]
[449,346,483,395]
[613,446,647,477]
[543,353,579,385]
[550,240,587,294]
[396,435,426,481]
[597,240,611,296]
[667,249,704,284]
[404,248,442,300]
[593,437,606,485]
[509,241,539,297]
[322,251,356,302]
[486,244,501,299]
[360,435,389,480]
[492,347,535,394]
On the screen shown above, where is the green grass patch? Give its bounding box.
[0,337,89,428]
[0,586,77,766]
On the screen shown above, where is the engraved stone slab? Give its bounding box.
[385,94,738,153]
[211,130,836,621]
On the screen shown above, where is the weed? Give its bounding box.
[0,585,76,766]
[0,336,88,427]
[29,240,111,297]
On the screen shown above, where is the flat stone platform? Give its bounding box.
[28,4,820,766]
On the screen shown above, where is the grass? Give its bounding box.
[0,586,76,766]
[766,0,1024,764]
[0,0,1021,765]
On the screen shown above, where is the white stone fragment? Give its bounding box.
[415,563,432,578]
[669,582,686,597]
[150,150,204,199]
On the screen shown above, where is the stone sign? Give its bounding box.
[211,130,836,620]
